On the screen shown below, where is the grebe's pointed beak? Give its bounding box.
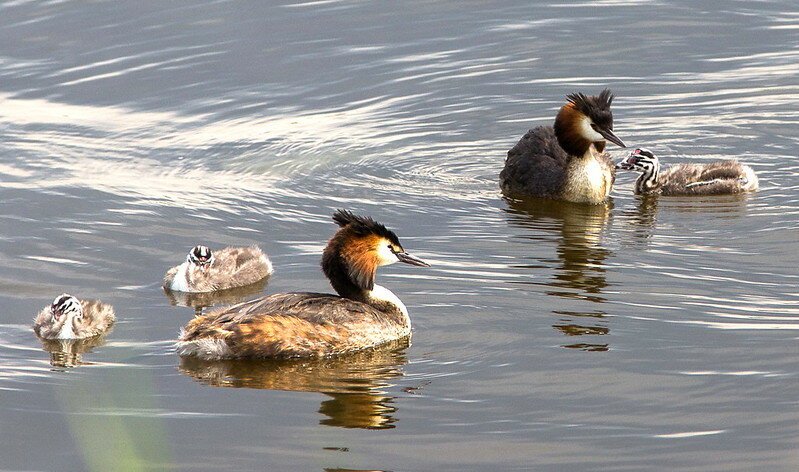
[615,154,637,170]
[597,127,626,148]
[396,251,431,267]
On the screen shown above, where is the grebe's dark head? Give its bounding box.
[51,293,82,322]
[617,148,658,172]
[187,245,214,270]
[323,210,430,296]
[554,89,626,156]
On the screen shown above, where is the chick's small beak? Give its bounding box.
[615,156,637,170]
[597,127,626,148]
[396,251,431,267]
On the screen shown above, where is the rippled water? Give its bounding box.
[1,1,798,470]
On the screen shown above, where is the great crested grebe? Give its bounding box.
[33,294,115,340]
[163,245,273,293]
[500,89,627,204]
[616,148,759,196]
[176,210,430,360]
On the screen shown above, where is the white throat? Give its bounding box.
[578,115,605,142]
[376,244,398,267]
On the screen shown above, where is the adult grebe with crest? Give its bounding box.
[177,210,430,360]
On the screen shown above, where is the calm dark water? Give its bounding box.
[1,1,798,471]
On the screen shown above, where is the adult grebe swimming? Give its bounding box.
[500,89,627,204]
[176,210,430,360]
[616,148,759,196]
[33,294,116,340]
[163,245,273,293]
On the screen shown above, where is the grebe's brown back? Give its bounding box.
[177,210,430,360]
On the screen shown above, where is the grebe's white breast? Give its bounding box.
[170,262,192,292]
[57,319,78,339]
[563,146,612,203]
[369,284,411,333]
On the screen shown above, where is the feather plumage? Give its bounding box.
[617,148,759,196]
[33,296,115,340]
[176,210,429,360]
[163,245,273,293]
[500,89,623,204]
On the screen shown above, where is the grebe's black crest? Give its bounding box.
[331,209,401,246]
[566,88,615,130]
[324,209,425,296]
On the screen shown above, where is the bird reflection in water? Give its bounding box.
[551,310,609,352]
[163,277,269,315]
[178,339,409,429]
[503,197,612,351]
[621,195,659,246]
[38,335,111,368]
[616,191,752,248]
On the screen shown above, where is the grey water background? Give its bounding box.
[1,1,798,470]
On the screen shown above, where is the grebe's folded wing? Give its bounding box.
[180,293,394,358]
[507,126,569,165]
[501,127,569,198]
[695,160,748,182]
[184,293,385,334]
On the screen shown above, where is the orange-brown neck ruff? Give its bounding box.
[554,103,593,157]
[341,234,381,291]
[322,231,380,301]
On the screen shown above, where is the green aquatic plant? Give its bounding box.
[56,366,173,471]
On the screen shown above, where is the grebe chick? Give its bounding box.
[163,245,273,293]
[500,89,627,204]
[177,210,430,360]
[33,294,115,340]
[616,148,759,196]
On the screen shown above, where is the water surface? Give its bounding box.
[1,1,798,471]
